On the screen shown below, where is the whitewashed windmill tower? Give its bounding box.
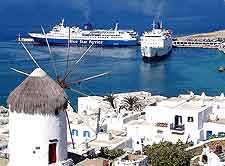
[7,68,68,166]
[7,24,109,165]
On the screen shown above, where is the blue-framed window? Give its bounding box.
[206,130,212,139]
[218,132,225,138]
[83,131,90,138]
[72,129,78,136]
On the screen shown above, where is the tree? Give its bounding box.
[103,94,116,109]
[143,141,193,166]
[122,96,141,111]
[99,147,125,160]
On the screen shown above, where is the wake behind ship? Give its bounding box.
[29,19,138,47]
[140,21,172,61]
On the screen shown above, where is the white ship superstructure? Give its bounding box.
[140,21,172,60]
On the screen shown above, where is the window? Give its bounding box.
[218,132,225,138]
[187,117,194,122]
[206,131,213,139]
[175,115,182,126]
[72,129,78,136]
[83,131,90,138]
[55,110,59,116]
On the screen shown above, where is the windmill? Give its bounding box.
[11,25,110,149]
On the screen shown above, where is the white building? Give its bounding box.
[7,68,70,166]
[75,91,225,152]
[126,92,225,151]
[67,107,132,156]
[78,91,165,115]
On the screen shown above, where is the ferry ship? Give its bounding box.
[140,21,172,61]
[29,19,138,46]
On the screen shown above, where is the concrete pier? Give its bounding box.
[173,29,225,54]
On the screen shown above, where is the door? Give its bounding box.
[49,143,57,164]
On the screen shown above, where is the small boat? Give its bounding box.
[218,66,225,72]
[16,34,34,43]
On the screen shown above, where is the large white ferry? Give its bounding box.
[140,21,172,61]
[29,19,138,46]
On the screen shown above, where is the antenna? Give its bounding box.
[114,23,119,31]
[152,20,156,30]
[10,67,30,76]
[160,20,163,29]
[21,42,41,68]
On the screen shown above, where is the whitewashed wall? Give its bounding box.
[8,110,67,166]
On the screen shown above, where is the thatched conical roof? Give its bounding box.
[7,68,67,115]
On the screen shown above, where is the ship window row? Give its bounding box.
[71,129,90,138]
[82,34,122,37]
[47,35,123,39]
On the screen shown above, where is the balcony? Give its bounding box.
[170,123,185,135]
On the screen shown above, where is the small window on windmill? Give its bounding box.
[187,117,194,122]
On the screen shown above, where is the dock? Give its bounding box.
[173,29,225,54]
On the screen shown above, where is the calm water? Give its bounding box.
[1,0,225,106]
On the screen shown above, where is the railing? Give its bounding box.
[170,123,185,134]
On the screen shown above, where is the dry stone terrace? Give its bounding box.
[187,138,225,166]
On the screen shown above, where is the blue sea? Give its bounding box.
[1,0,225,106]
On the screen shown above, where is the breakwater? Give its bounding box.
[173,29,225,54]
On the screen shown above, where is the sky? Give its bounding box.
[0,0,224,16]
[0,0,225,40]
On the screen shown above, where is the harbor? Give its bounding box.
[2,0,225,165]
[17,21,225,57]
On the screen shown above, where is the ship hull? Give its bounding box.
[142,49,172,62]
[141,46,172,61]
[31,36,137,47]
